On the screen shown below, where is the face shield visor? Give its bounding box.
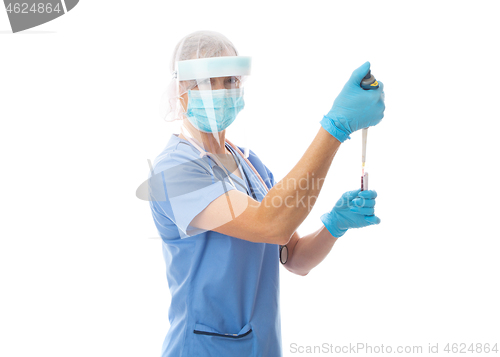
[161,55,251,152]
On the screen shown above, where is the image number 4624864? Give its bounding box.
[3,0,79,33]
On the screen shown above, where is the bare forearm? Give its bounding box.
[258,128,340,242]
[285,227,338,276]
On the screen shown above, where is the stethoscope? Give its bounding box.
[179,125,288,264]
[179,125,256,198]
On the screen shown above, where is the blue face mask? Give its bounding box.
[186,88,245,133]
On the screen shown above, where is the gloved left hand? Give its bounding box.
[320,189,381,238]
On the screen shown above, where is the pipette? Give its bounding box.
[360,70,379,191]
[361,128,368,190]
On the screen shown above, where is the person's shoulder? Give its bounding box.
[152,135,218,182]
[152,135,200,173]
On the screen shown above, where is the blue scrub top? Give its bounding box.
[149,134,282,357]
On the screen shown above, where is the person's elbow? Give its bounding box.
[254,213,294,246]
[285,264,310,276]
[295,270,309,277]
[265,229,293,246]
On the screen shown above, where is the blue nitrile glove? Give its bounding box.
[320,189,381,238]
[320,62,385,142]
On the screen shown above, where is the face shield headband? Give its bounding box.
[174,56,252,81]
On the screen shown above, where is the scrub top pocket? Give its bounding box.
[191,322,254,356]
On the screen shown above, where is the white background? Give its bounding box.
[1,1,499,356]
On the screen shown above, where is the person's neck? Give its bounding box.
[181,120,228,154]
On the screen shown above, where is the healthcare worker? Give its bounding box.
[148,31,385,357]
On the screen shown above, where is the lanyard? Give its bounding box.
[225,138,288,264]
[226,144,257,200]
[180,126,267,198]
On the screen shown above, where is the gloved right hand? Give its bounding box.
[320,61,385,142]
[320,189,381,238]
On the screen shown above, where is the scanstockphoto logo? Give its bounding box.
[3,0,78,33]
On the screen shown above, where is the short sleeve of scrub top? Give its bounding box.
[148,136,241,238]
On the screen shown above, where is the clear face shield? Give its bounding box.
[174,56,251,151]
[160,56,251,149]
